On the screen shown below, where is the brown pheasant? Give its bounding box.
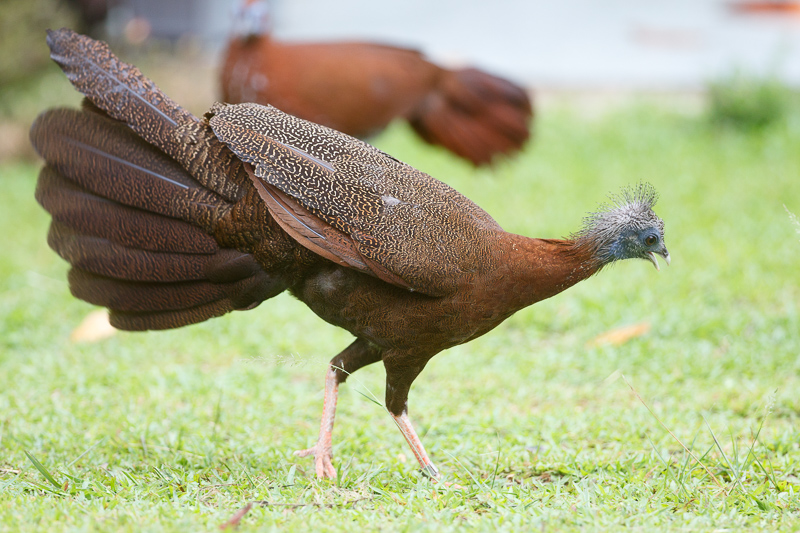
[220,0,533,166]
[32,29,669,480]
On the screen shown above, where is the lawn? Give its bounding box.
[1,88,799,531]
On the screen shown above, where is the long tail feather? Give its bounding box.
[48,222,222,282]
[30,107,228,229]
[35,30,290,331]
[110,301,240,331]
[71,264,285,330]
[69,268,283,314]
[35,168,218,254]
[46,28,196,156]
[47,29,248,202]
[68,269,228,312]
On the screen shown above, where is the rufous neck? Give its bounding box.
[494,233,603,310]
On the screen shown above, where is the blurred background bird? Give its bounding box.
[219,0,534,166]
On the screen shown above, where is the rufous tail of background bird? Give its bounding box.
[219,0,534,166]
[409,68,533,166]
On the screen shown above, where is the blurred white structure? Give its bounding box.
[110,0,800,89]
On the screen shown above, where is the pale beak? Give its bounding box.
[647,248,671,271]
[647,251,660,271]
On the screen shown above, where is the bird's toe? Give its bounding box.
[293,447,315,458]
[317,454,337,479]
[294,444,337,479]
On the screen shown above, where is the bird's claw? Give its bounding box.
[419,463,440,479]
[294,444,337,479]
[419,464,464,489]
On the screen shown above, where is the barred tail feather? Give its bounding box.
[69,267,284,331]
[35,168,218,254]
[30,107,226,229]
[46,28,196,157]
[31,104,287,331]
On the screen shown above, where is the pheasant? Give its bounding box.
[32,28,669,480]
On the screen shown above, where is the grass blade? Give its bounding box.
[23,450,61,490]
[622,375,725,491]
[66,437,106,468]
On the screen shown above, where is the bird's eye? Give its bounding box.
[644,235,658,246]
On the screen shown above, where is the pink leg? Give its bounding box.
[294,365,338,479]
[392,411,440,479]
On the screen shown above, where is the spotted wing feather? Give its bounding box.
[209,102,503,296]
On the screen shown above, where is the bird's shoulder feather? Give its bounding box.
[209,102,503,296]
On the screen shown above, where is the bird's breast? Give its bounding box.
[292,265,514,353]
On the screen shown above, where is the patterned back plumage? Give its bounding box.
[209,102,503,296]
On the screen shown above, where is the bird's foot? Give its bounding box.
[419,463,440,479]
[294,444,337,479]
[420,465,464,490]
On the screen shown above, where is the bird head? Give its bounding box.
[573,183,670,270]
[232,0,273,40]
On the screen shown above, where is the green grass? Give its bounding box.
[1,99,799,532]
